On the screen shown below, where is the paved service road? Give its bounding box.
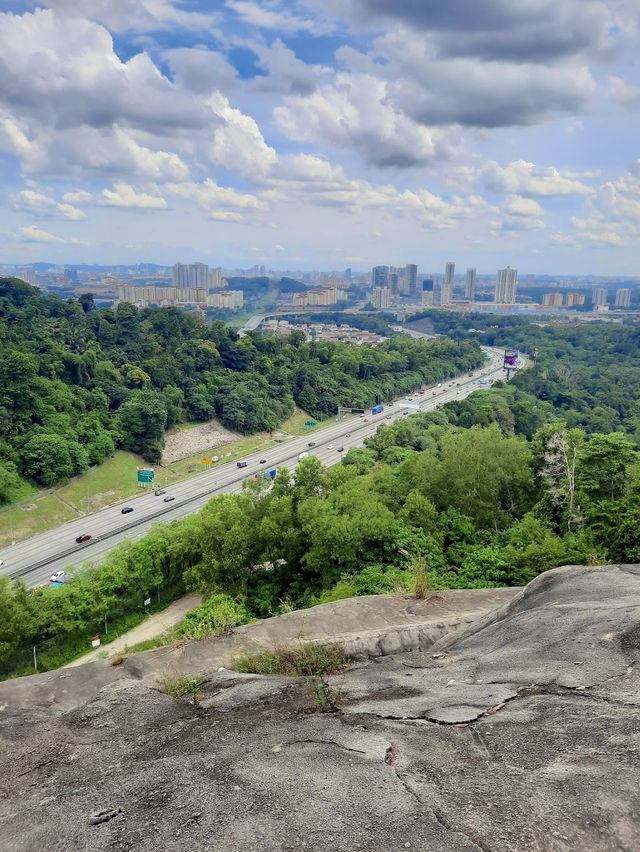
[0,344,515,587]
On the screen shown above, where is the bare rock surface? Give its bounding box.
[162,420,239,463]
[1,567,640,851]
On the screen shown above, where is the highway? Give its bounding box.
[0,343,515,587]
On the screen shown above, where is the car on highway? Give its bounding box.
[237,461,248,468]
[0,559,4,567]
[163,495,175,502]
[337,446,344,452]
[75,534,91,543]
[50,570,66,584]
[121,506,134,514]
[259,459,267,464]
[327,444,334,449]
[154,489,166,496]
[363,418,369,422]
[386,415,392,419]
[308,441,316,447]
[345,433,351,437]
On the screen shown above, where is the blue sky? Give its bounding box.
[1,0,639,274]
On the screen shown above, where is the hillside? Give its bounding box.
[0,565,638,851]
[0,277,482,496]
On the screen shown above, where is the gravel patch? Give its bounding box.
[162,420,240,463]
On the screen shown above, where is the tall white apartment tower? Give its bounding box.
[441,261,455,304]
[592,287,608,306]
[495,267,518,304]
[615,288,631,308]
[405,264,418,297]
[465,268,477,301]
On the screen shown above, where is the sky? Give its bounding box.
[1,1,639,275]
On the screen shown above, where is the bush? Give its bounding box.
[176,593,249,640]
[233,642,347,677]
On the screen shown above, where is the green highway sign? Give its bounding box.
[137,468,155,486]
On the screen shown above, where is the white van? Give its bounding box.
[298,452,308,461]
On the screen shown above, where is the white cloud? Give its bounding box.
[599,164,640,222]
[265,153,494,229]
[11,189,86,219]
[57,203,86,220]
[101,182,167,208]
[36,0,220,35]
[210,211,244,222]
[505,195,544,217]
[207,92,277,175]
[360,28,596,129]
[275,73,460,167]
[164,178,266,211]
[0,9,274,183]
[62,189,92,203]
[18,224,85,244]
[608,76,640,109]
[225,1,334,35]
[480,159,595,197]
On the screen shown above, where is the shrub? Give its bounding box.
[160,673,205,703]
[176,593,249,640]
[232,642,347,677]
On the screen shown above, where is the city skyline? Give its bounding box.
[1,2,639,274]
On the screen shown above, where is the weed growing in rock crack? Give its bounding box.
[161,673,205,705]
[309,674,343,713]
[412,556,429,600]
[232,642,347,677]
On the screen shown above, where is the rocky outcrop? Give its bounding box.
[1,566,639,851]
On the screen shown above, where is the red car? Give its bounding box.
[75,534,92,543]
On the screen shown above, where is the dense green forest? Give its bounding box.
[0,279,482,496]
[410,310,640,438]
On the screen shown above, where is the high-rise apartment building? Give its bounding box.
[372,266,389,289]
[440,262,455,305]
[542,293,564,307]
[405,264,418,297]
[373,287,391,309]
[615,288,631,308]
[421,279,434,307]
[592,287,608,307]
[465,268,476,301]
[172,262,221,289]
[495,267,518,304]
[565,293,586,307]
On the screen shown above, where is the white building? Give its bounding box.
[615,288,631,308]
[405,264,418,296]
[206,290,243,309]
[373,287,391,309]
[592,287,608,306]
[495,267,518,304]
[465,268,476,301]
[441,262,455,305]
[172,262,222,289]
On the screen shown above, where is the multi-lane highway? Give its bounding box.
[0,344,515,587]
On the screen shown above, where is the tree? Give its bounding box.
[0,460,20,505]
[579,433,635,503]
[433,424,534,528]
[21,434,75,486]
[117,389,167,461]
[540,428,585,529]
